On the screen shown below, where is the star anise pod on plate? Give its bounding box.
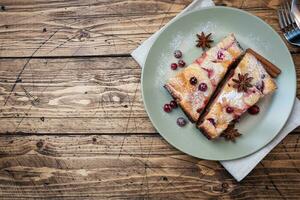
[232,73,253,93]
[222,124,241,142]
[196,32,213,50]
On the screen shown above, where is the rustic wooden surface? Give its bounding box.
[0,0,299,199]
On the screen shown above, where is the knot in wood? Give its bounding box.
[222,182,229,189]
[36,140,44,148]
[78,30,90,41]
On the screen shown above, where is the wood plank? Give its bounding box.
[0,134,299,199]
[0,57,154,134]
[0,0,298,57]
[0,56,299,134]
[0,0,191,57]
[0,57,144,118]
[214,0,281,9]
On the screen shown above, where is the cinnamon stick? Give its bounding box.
[246,48,281,78]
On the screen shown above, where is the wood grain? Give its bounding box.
[0,57,144,118]
[0,56,299,134]
[0,0,300,199]
[0,0,298,57]
[214,0,281,9]
[0,134,299,199]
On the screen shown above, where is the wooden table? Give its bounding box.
[0,0,299,199]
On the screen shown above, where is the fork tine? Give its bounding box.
[286,0,292,10]
[284,0,297,28]
[286,0,297,26]
[279,6,288,29]
[278,9,285,30]
[283,1,292,26]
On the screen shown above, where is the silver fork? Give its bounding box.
[278,0,300,46]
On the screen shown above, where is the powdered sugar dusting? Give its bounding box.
[245,33,270,52]
[218,90,244,109]
[188,90,205,111]
[194,21,217,35]
[177,21,217,52]
[155,52,170,87]
[244,53,269,83]
[169,32,184,50]
[154,32,185,87]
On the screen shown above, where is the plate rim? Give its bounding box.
[141,6,297,161]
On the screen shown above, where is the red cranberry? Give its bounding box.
[177,117,187,127]
[226,106,234,114]
[217,50,225,60]
[169,100,178,109]
[202,67,214,78]
[248,105,260,115]
[174,50,182,58]
[178,60,186,67]
[207,118,216,127]
[163,104,172,113]
[171,63,178,70]
[196,108,202,113]
[189,77,197,85]
[198,83,208,92]
[256,81,265,93]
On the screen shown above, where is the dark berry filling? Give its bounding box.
[217,50,225,60]
[202,67,214,78]
[256,81,265,93]
[198,83,208,92]
[207,118,216,127]
[189,77,198,85]
[226,106,234,113]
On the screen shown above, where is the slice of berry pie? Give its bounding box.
[164,34,243,122]
[197,50,278,139]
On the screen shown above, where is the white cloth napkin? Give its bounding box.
[131,0,300,182]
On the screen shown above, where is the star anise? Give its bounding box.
[222,124,241,142]
[232,73,253,93]
[196,32,213,50]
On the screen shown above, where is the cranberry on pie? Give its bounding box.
[164,34,243,122]
[197,51,277,139]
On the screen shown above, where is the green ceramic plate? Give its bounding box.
[142,6,296,160]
